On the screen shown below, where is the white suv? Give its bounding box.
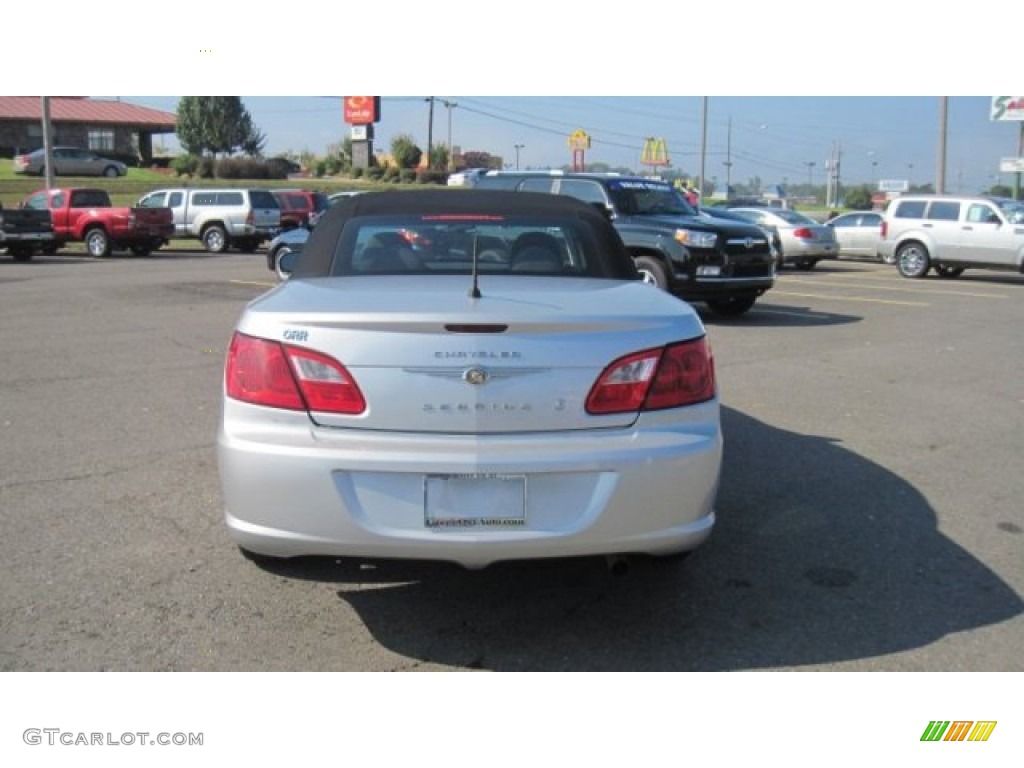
[878,194,1024,278]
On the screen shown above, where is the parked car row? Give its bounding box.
[699,195,1024,283]
[702,207,838,270]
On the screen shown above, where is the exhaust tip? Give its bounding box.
[605,554,630,577]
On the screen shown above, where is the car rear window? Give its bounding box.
[69,190,111,208]
[192,192,243,206]
[606,180,696,216]
[773,209,817,226]
[249,190,279,209]
[328,214,618,278]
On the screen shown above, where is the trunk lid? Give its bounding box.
[238,276,706,433]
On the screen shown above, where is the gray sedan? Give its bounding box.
[826,211,883,261]
[729,207,838,269]
[12,146,127,177]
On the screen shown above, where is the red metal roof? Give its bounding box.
[0,97,176,129]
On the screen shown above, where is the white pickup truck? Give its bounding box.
[136,188,280,252]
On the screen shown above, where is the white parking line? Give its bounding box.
[770,290,929,307]
[781,278,1008,299]
[229,279,276,288]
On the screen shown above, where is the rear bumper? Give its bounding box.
[784,241,838,261]
[219,400,722,568]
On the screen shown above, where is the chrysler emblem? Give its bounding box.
[463,367,489,385]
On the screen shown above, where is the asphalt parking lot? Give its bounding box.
[0,250,1021,671]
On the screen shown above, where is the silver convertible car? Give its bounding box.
[219,190,722,569]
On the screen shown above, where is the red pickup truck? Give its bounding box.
[20,187,174,257]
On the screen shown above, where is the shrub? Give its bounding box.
[170,154,198,177]
[266,157,296,179]
[350,167,364,179]
[383,166,400,182]
[390,134,423,169]
[313,160,326,178]
[843,185,873,211]
[416,169,447,185]
[324,156,343,176]
[366,166,385,181]
[197,156,216,179]
[399,169,417,184]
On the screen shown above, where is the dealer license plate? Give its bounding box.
[424,474,526,530]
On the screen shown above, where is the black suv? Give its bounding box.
[475,172,776,316]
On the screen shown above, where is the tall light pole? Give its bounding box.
[442,99,457,172]
[805,161,815,187]
[41,96,54,189]
[424,96,436,169]
[698,97,708,203]
[514,143,524,170]
[936,96,948,194]
[722,116,732,192]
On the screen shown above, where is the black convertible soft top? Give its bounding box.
[291,188,638,280]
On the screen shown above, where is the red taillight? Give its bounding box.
[285,345,366,414]
[792,227,814,239]
[225,332,365,414]
[246,210,254,226]
[880,221,888,239]
[585,338,715,415]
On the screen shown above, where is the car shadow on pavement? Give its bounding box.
[699,304,862,328]
[254,406,1022,671]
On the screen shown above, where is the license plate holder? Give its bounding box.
[424,474,526,530]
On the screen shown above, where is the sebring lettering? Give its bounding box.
[434,351,522,360]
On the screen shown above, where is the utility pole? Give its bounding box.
[723,116,733,190]
[514,143,524,170]
[835,142,842,207]
[936,96,948,194]
[424,97,435,170]
[1016,122,1023,200]
[442,99,457,172]
[825,145,835,208]
[698,97,708,205]
[41,96,54,189]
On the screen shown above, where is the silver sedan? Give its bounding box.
[12,146,127,177]
[826,211,884,261]
[219,190,722,569]
[729,207,839,269]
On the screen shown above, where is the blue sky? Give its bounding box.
[22,6,1017,194]
[126,96,1018,193]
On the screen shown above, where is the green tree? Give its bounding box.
[176,97,265,157]
[461,150,494,170]
[390,134,423,169]
[843,184,874,210]
[430,143,450,172]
